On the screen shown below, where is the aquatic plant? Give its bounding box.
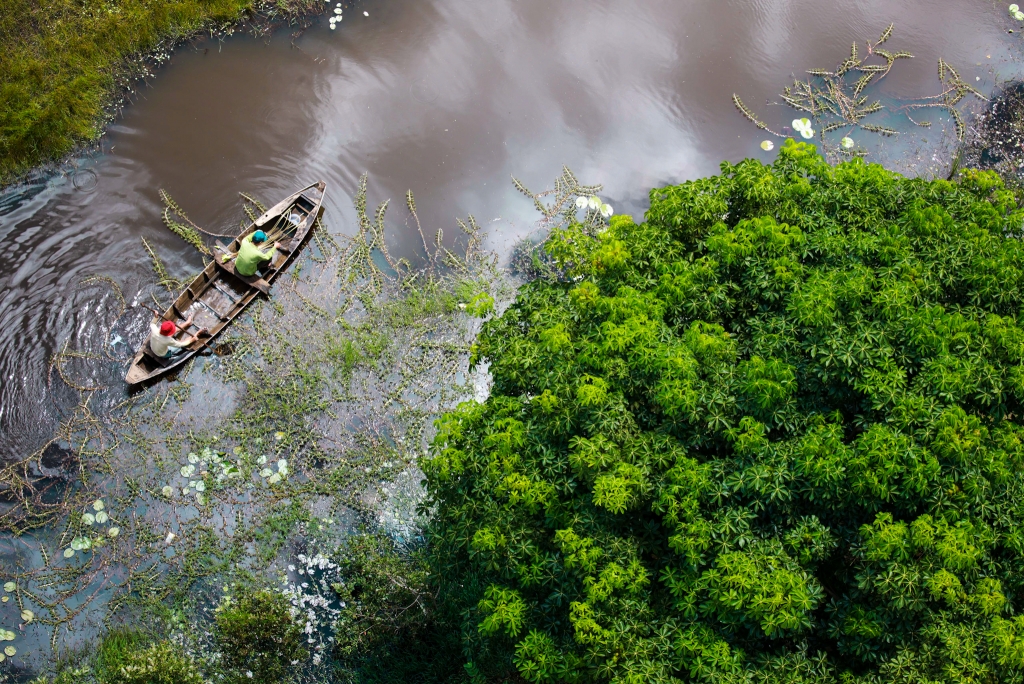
[0,166,513,679]
[734,24,983,155]
[422,141,1024,682]
[215,588,307,683]
[102,639,204,684]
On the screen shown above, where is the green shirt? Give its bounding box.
[235,235,273,276]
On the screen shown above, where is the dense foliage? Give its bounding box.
[101,640,204,684]
[423,141,1024,683]
[215,588,306,683]
[330,532,463,683]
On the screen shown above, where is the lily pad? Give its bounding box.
[268,473,282,485]
[277,459,289,474]
[63,549,74,558]
[21,609,33,623]
[3,582,14,592]
[760,140,774,151]
[1,596,7,603]
[109,527,120,538]
[196,493,205,505]
[92,499,104,511]
[841,136,854,149]
[81,513,95,526]
[95,511,109,524]
[195,481,206,493]
[180,464,196,478]
[188,452,200,464]
[260,468,273,478]
[1011,4,1019,12]
[5,646,16,657]
[162,486,173,497]
[70,536,91,551]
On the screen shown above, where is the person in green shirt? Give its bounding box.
[234,230,280,277]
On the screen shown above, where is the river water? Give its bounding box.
[0,0,1020,462]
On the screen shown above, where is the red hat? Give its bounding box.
[159,321,176,336]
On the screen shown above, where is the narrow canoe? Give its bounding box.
[125,181,327,385]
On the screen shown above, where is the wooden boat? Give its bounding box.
[125,181,327,385]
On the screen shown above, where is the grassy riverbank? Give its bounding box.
[0,0,317,184]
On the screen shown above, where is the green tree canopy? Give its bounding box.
[422,141,1024,683]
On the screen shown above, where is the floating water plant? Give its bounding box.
[841,136,855,148]
[733,24,983,151]
[792,117,815,138]
[760,140,774,151]
[92,499,104,511]
[95,511,109,524]
[82,513,95,525]
[3,582,13,593]
[21,609,33,623]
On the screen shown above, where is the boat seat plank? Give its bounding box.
[213,258,271,294]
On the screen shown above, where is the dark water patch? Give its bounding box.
[961,80,1024,184]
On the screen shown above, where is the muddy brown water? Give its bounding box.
[0,0,1021,462]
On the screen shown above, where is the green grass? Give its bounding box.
[0,0,316,183]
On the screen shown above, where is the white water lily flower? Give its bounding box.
[600,204,613,218]
[188,453,200,464]
[92,499,104,511]
[95,511,109,524]
[162,486,173,497]
[108,527,120,538]
[588,196,602,210]
[760,140,774,151]
[575,196,589,209]
[82,513,95,525]
[63,548,74,558]
[841,136,854,149]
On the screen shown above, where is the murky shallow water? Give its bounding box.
[0,0,1021,466]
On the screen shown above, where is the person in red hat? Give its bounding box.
[149,314,205,358]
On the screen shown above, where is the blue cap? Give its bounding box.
[253,230,267,243]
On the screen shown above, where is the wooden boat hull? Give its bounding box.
[125,181,326,385]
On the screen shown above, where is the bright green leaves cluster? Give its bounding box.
[423,141,1024,682]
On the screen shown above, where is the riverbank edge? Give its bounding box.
[0,0,329,191]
